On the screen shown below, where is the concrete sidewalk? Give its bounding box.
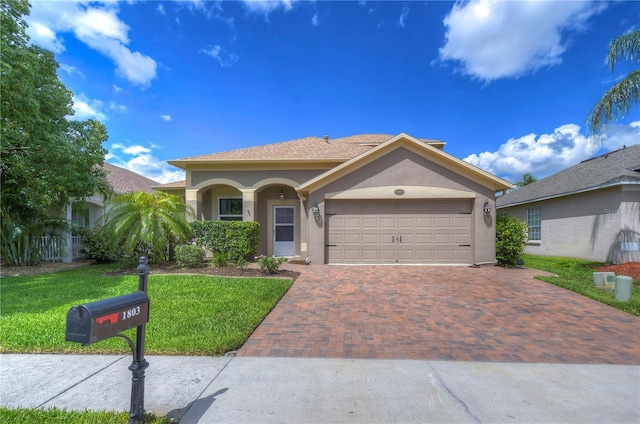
[1,354,639,423]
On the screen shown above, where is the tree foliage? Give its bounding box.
[587,29,640,140]
[1,0,109,265]
[98,192,195,263]
[516,173,537,188]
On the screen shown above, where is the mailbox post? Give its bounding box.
[129,256,150,424]
[65,256,151,424]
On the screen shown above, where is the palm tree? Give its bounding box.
[98,191,195,262]
[587,29,639,141]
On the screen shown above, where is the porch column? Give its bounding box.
[241,189,257,222]
[63,203,73,263]
[185,189,202,222]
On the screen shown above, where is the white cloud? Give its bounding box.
[312,13,319,26]
[113,84,122,93]
[26,1,157,87]
[71,93,107,121]
[438,0,605,82]
[108,143,185,184]
[122,145,151,155]
[109,102,127,113]
[160,114,172,122]
[157,4,166,15]
[242,0,295,14]
[464,122,640,183]
[397,4,409,28]
[200,45,239,67]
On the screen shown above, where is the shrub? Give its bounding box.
[80,227,119,262]
[257,255,287,275]
[211,251,230,268]
[496,214,528,267]
[175,245,205,268]
[191,221,260,262]
[235,256,250,271]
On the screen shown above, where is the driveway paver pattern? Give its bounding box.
[238,265,640,364]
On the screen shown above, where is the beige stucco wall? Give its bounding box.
[306,147,498,264]
[499,186,640,263]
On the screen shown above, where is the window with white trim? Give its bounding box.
[527,207,541,241]
[219,198,243,221]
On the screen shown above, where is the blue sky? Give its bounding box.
[25,0,639,184]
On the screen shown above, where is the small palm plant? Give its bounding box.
[98,191,195,263]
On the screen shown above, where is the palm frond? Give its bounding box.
[587,69,640,138]
[607,29,640,72]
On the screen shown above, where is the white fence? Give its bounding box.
[39,235,82,261]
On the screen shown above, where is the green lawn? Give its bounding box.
[0,407,171,424]
[0,263,293,355]
[523,254,640,316]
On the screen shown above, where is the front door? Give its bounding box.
[274,206,295,256]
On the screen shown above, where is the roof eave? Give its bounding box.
[497,180,640,209]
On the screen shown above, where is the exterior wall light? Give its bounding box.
[311,202,320,218]
[483,200,492,216]
[279,189,285,200]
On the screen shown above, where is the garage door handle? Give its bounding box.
[326,244,337,247]
[398,236,402,243]
[392,236,395,243]
[459,244,471,247]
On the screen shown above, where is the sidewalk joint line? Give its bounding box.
[36,356,127,409]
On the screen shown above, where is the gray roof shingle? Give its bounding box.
[103,163,159,194]
[496,144,640,208]
[168,134,445,164]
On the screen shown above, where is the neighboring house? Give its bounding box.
[157,133,512,265]
[51,162,159,262]
[497,144,640,264]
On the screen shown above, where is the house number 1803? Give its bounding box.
[122,306,141,320]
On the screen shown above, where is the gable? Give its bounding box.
[297,133,512,196]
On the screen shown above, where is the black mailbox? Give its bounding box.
[66,291,149,345]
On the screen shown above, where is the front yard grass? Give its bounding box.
[0,407,171,424]
[0,263,293,355]
[523,254,640,316]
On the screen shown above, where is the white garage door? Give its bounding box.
[326,200,472,264]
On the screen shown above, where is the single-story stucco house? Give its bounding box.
[497,144,640,264]
[158,133,513,265]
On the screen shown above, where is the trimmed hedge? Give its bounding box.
[496,214,528,267]
[191,221,260,262]
[175,244,205,267]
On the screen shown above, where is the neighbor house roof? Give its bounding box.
[168,134,445,169]
[103,163,159,194]
[497,144,640,208]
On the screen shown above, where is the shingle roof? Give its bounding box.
[154,179,186,188]
[168,134,445,166]
[496,144,640,208]
[103,163,159,194]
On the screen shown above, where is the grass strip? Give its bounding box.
[523,254,640,316]
[0,407,170,423]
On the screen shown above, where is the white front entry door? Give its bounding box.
[274,206,295,256]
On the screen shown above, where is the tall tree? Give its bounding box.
[98,192,195,263]
[586,29,640,140]
[1,0,109,265]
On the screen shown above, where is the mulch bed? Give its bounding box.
[1,260,300,281]
[103,262,300,281]
[595,262,640,281]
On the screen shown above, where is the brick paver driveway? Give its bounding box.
[238,265,640,364]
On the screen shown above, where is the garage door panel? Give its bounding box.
[434,234,452,244]
[327,200,473,264]
[344,234,361,244]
